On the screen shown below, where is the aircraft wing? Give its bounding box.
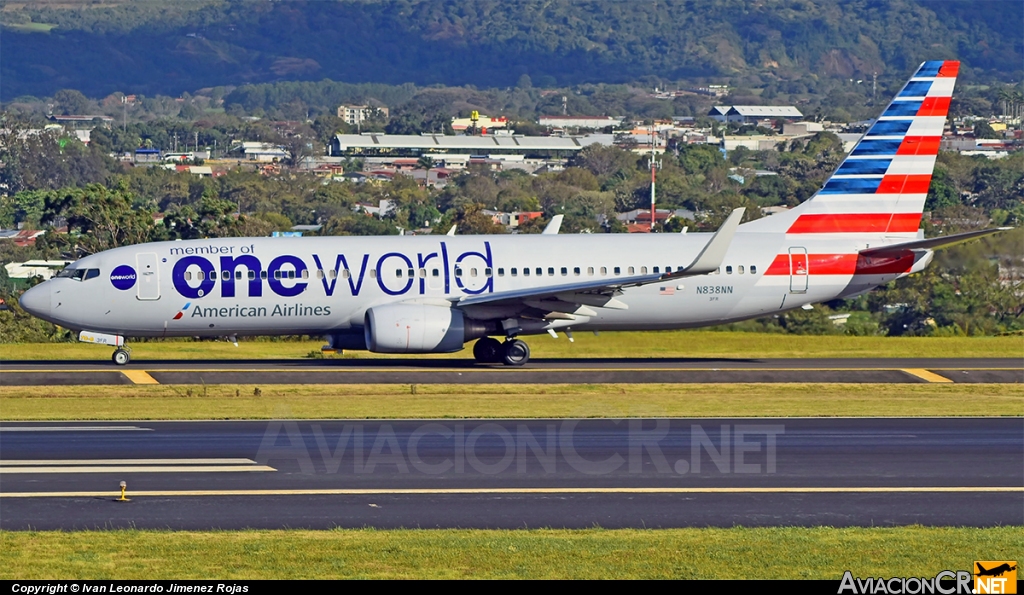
[453,208,744,315]
[859,227,1012,257]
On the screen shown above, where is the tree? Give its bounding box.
[52,89,90,115]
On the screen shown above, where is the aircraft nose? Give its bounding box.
[19,283,50,318]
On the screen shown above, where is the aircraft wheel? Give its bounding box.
[112,348,130,366]
[502,339,530,366]
[473,337,503,364]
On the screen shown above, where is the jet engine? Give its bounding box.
[364,303,495,353]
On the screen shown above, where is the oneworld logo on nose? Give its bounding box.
[110,265,137,290]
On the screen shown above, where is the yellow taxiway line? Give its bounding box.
[121,370,160,384]
[1,486,1021,498]
[901,369,954,383]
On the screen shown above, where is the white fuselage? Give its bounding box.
[26,227,919,339]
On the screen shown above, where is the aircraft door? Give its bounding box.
[788,247,809,294]
[136,252,160,300]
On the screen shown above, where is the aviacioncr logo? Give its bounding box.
[109,265,137,290]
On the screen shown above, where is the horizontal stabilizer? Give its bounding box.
[859,227,1012,256]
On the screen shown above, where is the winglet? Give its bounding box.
[542,214,564,235]
[667,208,744,278]
[446,225,457,236]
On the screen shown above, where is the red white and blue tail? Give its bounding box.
[746,60,959,237]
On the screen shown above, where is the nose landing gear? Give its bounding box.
[112,347,131,365]
[473,337,530,366]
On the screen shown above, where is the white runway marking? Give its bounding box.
[0,426,152,432]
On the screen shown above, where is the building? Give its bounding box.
[782,121,824,136]
[451,115,508,132]
[4,260,73,288]
[709,106,803,124]
[538,116,623,130]
[230,142,290,162]
[329,133,614,158]
[336,105,389,126]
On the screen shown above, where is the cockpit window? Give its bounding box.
[56,268,99,281]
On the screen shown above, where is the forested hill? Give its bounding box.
[2,0,1021,100]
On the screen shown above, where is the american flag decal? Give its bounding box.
[659,286,675,295]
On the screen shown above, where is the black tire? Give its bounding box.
[473,337,503,363]
[502,339,530,366]
[112,348,130,366]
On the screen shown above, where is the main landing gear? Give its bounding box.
[473,337,530,366]
[111,347,131,365]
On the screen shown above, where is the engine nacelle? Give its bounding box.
[365,303,494,353]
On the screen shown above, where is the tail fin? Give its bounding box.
[745,60,959,236]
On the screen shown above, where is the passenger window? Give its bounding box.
[613,267,621,275]
[485,267,492,277]
[587,267,594,275]
[396,269,403,278]
[185,271,192,281]
[738,265,745,274]
[288,270,296,279]
[628,266,635,274]
[408,269,415,278]
[560,267,567,276]
[221,271,228,280]
[260,271,267,280]
[455,268,462,277]
[236,271,243,280]
[497,268,504,277]
[470,268,478,277]
[640,266,648,274]
[302,269,309,279]
[327,270,336,279]
[523,268,530,276]
[535,268,542,276]
[547,267,554,276]
[419,268,426,277]
[750,265,757,275]
[274,271,281,280]
[370,269,377,278]
[653,266,660,274]
[726,266,733,274]
[600,267,607,275]
[197,271,205,281]
[573,267,580,276]
[248,270,256,280]
[714,267,720,275]
[342,269,350,279]
[511,268,517,276]
[431,269,439,277]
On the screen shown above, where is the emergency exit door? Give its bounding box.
[789,247,808,293]
[136,252,160,300]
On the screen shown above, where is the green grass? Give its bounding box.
[1,527,1020,579]
[2,383,1021,420]
[2,331,1021,361]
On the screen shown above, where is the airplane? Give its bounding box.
[976,563,1017,578]
[18,60,1011,366]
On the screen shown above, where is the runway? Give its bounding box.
[1,418,1021,529]
[1,357,1021,385]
